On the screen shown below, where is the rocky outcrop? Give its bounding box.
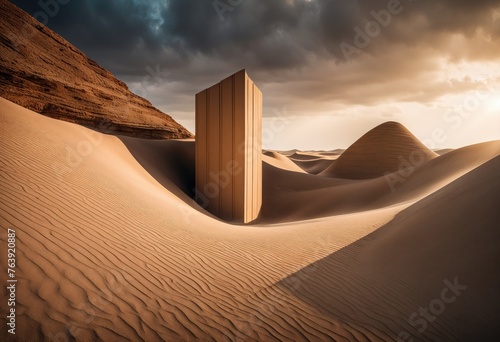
[0,0,192,139]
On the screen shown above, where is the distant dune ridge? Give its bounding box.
[0,0,192,139]
[263,150,306,173]
[1,96,500,341]
[320,121,438,179]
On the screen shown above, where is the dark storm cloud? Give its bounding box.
[9,0,177,74]
[9,0,500,113]
[10,0,499,75]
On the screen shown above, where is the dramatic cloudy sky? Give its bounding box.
[11,0,500,149]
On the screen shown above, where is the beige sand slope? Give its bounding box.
[320,121,438,179]
[276,156,500,341]
[1,97,499,341]
[287,151,339,175]
[261,141,500,223]
[263,151,306,173]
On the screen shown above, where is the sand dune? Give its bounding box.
[263,151,305,173]
[276,156,500,341]
[320,121,438,179]
[290,157,334,174]
[261,140,499,223]
[1,97,499,341]
[434,148,454,156]
[285,151,339,174]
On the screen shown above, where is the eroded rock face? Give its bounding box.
[0,0,193,139]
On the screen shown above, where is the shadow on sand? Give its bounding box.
[271,157,500,341]
[117,137,199,204]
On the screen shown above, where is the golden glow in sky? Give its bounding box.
[178,59,500,150]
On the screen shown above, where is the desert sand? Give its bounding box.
[1,96,499,341]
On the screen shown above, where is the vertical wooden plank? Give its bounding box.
[207,84,220,217]
[233,70,246,222]
[249,77,256,222]
[255,85,262,218]
[243,76,248,222]
[220,76,234,221]
[252,84,260,219]
[195,90,207,207]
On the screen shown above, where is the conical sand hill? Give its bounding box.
[320,121,437,179]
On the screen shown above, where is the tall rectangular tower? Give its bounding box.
[195,69,262,223]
